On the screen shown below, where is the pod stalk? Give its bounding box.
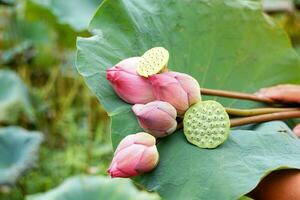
[201,88,275,104]
[230,110,300,127]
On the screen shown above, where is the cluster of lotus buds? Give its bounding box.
[106,47,228,178]
[105,47,300,182]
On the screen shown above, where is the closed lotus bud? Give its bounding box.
[149,72,201,115]
[107,132,159,178]
[106,57,156,104]
[132,101,177,138]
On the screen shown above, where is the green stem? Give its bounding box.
[230,110,300,127]
[226,107,300,117]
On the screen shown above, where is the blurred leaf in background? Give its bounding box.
[26,175,160,200]
[0,70,34,124]
[0,0,15,6]
[0,127,43,186]
[29,0,102,32]
[0,0,116,200]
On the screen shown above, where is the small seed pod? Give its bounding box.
[137,47,169,77]
[183,100,230,149]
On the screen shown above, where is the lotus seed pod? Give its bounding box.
[137,47,169,77]
[183,100,230,149]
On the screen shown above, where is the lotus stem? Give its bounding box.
[226,107,300,117]
[230,110,300,127]
[176,121,183,130]
[177,108,300,131]
[201,88,275,104]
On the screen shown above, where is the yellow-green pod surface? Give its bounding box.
[183,100,230,149]
[137,47,169,77]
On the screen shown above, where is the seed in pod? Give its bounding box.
[137,47,169,77]
[183,100,230,149]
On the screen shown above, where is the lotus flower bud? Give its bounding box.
[107,132,159,178]
[132,101,177,138]
[149,72,201,115]
[106,57,156,104]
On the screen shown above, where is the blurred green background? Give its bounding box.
[0,0,300,199]
[0,0,113,199]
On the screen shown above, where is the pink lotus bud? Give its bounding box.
[107,132,159,178]
[149,72,201,115]
[132,101,177,138]
[106,57,156,104]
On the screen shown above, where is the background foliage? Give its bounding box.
[76,0,300,199]
[0,0,113,199]
[1,0,300,200]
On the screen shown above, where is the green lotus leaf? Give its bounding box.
[0,126,43,186]
[0,70,34,124]
[26,175,160,200]
[238,196,254,200]
[76,0,300,199]
[0,0,15,6]
[29,0,103,32]
[138,121,300,200]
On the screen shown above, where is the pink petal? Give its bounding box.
[114,134,136,155]
[114,144,146,176]
[168,72,201,105]
[135,146,159,173]
[155,101,177,119]
[135,101,177,119]
[149,74,189,115]
[115,57,140,75]
[107,162,131,178]
[110,70,155,104]
[137,108,177,137]
[133,132,156,146]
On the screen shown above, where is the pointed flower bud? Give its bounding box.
[149,72,201,115]
[106,57,156,104]
[107,132,159,178]
[132,101,177,138]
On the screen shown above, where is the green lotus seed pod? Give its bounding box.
[183,100,230,149]
[137,47,169,77]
